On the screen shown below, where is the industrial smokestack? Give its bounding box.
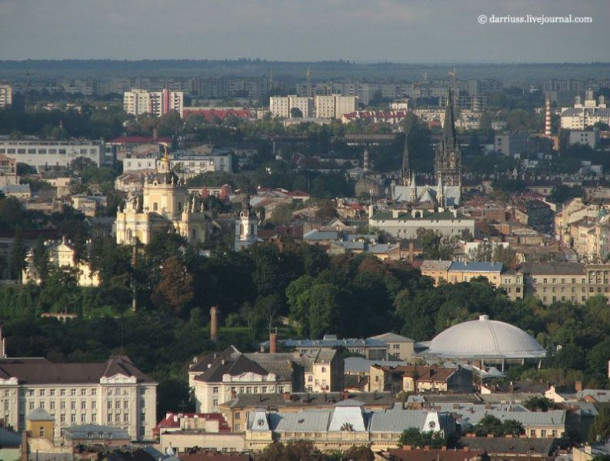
[210,306,219,343]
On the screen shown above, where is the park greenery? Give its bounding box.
[1,222,610,418]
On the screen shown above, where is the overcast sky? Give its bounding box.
[0,0,607,62]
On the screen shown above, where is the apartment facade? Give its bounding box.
[0,355,157,442]
[0,139,104,171]
[0,84,12,109]
[123,89,184,117]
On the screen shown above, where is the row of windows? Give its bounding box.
[0,148,98,155]
[27,388,97,397]
[30,400,98,410]
[534,277,585,284]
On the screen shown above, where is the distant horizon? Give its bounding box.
[1,59,610,65]
[0,1,606,63]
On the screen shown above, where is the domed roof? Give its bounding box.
[424,315,546,359]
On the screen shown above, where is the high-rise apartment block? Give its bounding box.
[269,94,356,119]
[269,95,313,118]
[0,84,12,109]
[314,95,357,119]
[124,89,184,117]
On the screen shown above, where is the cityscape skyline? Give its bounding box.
[0,0,607,63]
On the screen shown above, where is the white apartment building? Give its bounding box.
[0,139,104,171]
[269,95,313,118]
[124,89,184,117]
[0,84,12,109]
[315,95,337,118]
[561,91,610,130]
[314,95,357,119]
[0,354,157,442]
[269,96,290,118]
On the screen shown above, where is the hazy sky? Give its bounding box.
[0,0,608,62]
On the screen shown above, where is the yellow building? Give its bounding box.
[26,408,55,443]
[115,154,211,245]
[22,238,100,287]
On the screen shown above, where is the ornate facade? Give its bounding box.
[115,155,211,245]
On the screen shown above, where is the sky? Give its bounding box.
[0,0,608,63]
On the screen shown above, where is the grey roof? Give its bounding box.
[0,356,155,385]
[369,332,414,343]
[63,424,130,440]
[521,262,585,275]
[420,260,452,271]
[221,391,396,409]
[245,353,297,381]
[457,436,557,455]
[272,409,332,433]
[28,407,53,421]
[263,337,387,350]
[449,261,503,273]
[0,427,21,446]
[328,403,367,431]
[195,353,271,383]
[577,389,610,402]
[303,229,338,241]
[434,404,565,430]
[369,408,427,432]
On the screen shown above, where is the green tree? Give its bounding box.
[151,256,194,316]
[589,407,610,443]
[523,396,555,412]
[6,226,26,280]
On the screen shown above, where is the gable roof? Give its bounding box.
[0,356,155,384]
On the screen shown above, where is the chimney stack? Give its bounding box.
[210,306,219,343]
[0,324,6,359]
[269,329,278,354]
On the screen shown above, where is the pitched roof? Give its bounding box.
[0,356,155,384]
[195,354,269,383]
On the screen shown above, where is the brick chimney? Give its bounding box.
[210,306,219,343]
[269,330,278,354]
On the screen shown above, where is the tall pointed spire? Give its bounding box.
[434,89,462,191]
[442,89,457,151]
[401,129,411,186]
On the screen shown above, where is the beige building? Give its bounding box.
[0,154,18,187]
[0,354,157,442]
[123,88,184,117]
[314,95,357,119]
[0,84,12,109]
[368,333,414,361]
[269,95,314,118]
[115,155,211,245]
[189,346,344,414]
[22,237,101,287]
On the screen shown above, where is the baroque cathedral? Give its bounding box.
[115,152,212,245]
[392,90,462,207]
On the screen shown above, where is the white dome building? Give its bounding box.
[422,315,546,370]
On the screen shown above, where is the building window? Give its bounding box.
[71,414,76,423]
[213,387,219,394]
[91,389,96,396]
[213,399,218,407]
[39,389,45,396]
[71,389,76,396]
[82,401,87,410]
[39,427,45,437]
